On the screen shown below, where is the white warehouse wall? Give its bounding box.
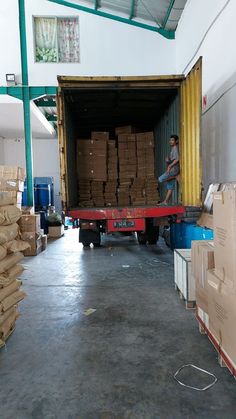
[176,0,236,190]
[0,138,61,210]
[0,0,176,86]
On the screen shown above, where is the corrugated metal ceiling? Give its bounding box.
[70,0,187,31]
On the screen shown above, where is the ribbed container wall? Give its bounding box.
[180,58,202,206]
[155,94,180,203]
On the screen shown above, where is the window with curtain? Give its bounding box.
[34,17,80,63]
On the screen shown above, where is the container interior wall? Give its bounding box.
[63,87,179,208]
[64,99,78,208]
[155,94,180,203]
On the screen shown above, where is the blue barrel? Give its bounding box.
[36,184,51,207]
[22,181,38,207]
[170,222,185,250]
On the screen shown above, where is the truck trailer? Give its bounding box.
[57,61,202,246]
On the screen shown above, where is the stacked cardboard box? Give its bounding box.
[130,179,146,206]
[91,181,104,207]
[19,214,44,256]
[107,140,118,180]
[136,132,155,178]
[191,188,236,372]
[118,134,137,180]
[191,240,214,315]
[145,178,159,205]
[77,139,107,181]
[115,126,136,136]
[78,180,93,207]
[207,189,236,366]
[0,169,28,347]
[104,181,117,206]
[0,166,25,209]
[117,180,131,206]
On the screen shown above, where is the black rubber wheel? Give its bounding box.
[93,243,101,247]
[137,232,147,245]
[148,239,157,245]
[83,242,90,247]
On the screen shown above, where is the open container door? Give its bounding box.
[57,91,68,210]
[180,58,202,206]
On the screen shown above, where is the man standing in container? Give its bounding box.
[158,134,180,205]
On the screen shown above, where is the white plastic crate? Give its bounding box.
[174,249,195,307]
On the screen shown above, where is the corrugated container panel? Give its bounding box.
[155,95,180,203]
[180,58,202,206]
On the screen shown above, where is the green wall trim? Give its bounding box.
[162,0,175,29]
[48,0,175,39]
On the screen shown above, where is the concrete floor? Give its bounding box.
[0,229,236,419]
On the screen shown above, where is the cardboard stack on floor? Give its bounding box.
[0,166,28,347]
[18,213,45,256]
[77,133,108,207]
[192,186,236,373]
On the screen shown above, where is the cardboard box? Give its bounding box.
[208,269,236,367]
[0,179,24,192]
[21,206,35,215]
[115,126,135,136]
[0,166,25,181]
[41,234,47,251]
[18,215,41,233]
[22,233,42,256]
[213,190,236,287]
[0,191,22,207]
[191,240,214,313]
[48,225,64,238]
[91,132,109,141]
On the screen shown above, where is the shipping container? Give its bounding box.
[57,59,201,246]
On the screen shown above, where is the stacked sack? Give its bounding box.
[0,203,29,348]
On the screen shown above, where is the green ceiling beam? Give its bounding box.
[48,0,175,39]
[0,86,23,100]
[35,99,57,107]
[162,0,175,29]
[129,0,135,20]
[0,86,57,101]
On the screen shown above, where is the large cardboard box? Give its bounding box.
[208,269,236,367]
[213,190,236,287]
[18,215,41,233]
[191,240,214,313]
[22,233,42,256]
[0,166,25,181]
[48,225,64,238]
[91,131,109,141]
[115,126,136,136]
[0,179,24,192]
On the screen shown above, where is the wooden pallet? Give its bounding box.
[174,284,196,309]
[196,312,236,379]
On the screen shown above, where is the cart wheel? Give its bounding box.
[93,243,101,247]
[137,232,147,245]
[82,242,90,247]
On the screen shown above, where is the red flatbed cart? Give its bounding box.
[68,205,185,246]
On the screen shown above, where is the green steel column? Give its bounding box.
[18,0,34,206]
